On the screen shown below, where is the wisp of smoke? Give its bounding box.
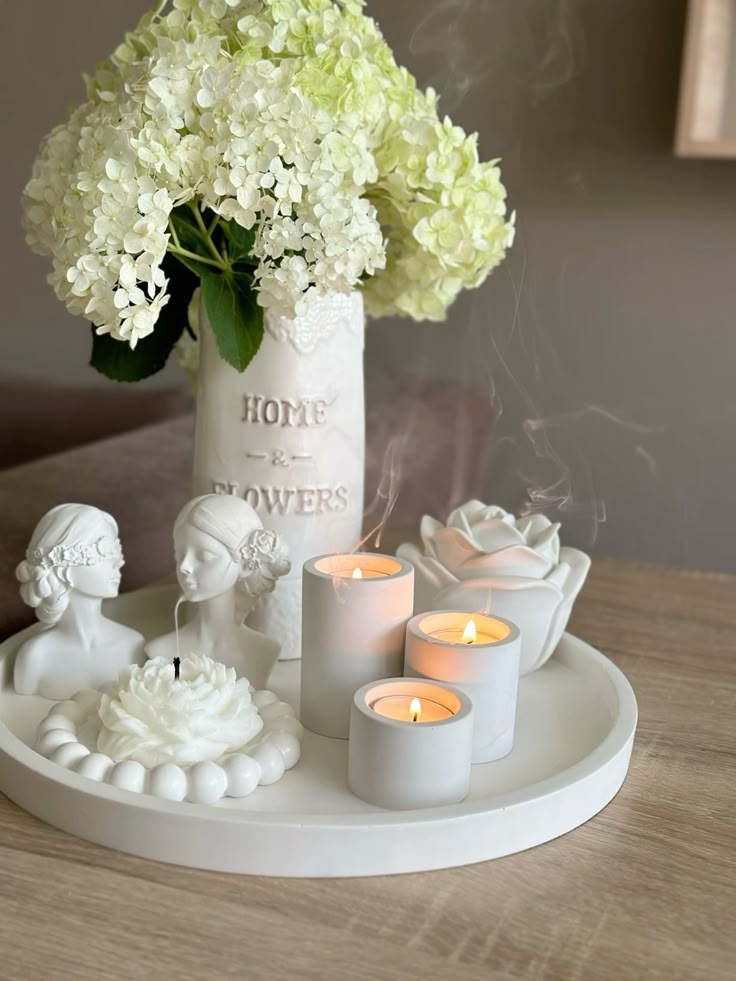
[409,0,491,112]
[362,2,655,552]
[356,433,408,552]
[409,0,583,113]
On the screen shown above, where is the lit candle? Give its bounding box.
[370,694,453,722]
[427,616,502,646]
[300,553,414,738]
[334,565,388,580]
[319,564,390,580]
[348,678,474,810]
[404,611,521,764]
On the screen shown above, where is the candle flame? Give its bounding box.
[410,697,421,722]
[462,619,477,644]
[352,566,363,579]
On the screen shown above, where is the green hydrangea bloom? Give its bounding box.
[24,0,513,350]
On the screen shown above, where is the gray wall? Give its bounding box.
[3,1,736,571]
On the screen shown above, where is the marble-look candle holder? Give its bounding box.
[300,553,414,738]
[404,611,521,764]
[348,678,474,810]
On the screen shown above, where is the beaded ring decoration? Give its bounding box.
[36,687,304,805]
[27,536,123,571]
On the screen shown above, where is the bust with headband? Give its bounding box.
[14,503,144,698]
[145,494,291,689]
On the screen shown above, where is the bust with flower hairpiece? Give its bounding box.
[145,494,290,688]
[14,504,144,699]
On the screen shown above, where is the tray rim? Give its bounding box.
[0,584,638,875]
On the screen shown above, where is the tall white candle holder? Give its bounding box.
[348,678,474,810]
[300,553,414,738]
[404,611,521,764]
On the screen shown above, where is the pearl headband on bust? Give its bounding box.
[27,536,123,571]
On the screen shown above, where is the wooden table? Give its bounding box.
[0,557,734,980]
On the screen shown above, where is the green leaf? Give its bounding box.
[90,253,197,382]
[220,218,256,264]
[201,269,264,372]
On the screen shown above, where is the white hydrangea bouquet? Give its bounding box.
[23,0,514,380]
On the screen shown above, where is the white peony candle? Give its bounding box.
[97,654,264,767]
[36,653,305,805]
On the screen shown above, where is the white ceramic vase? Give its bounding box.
[192,292,365,660]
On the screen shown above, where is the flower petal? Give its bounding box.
[434,575,563,675]
[396,543,459,613]
[467,518,526,553]
[541,547,592,660]
[428,526,485,575]
[446,505,478,544]
[556,546,592,604]
[448,499,490,524]
[515,513,553,541]
[531,522,561,565]
[419,514,445,552]
[455,543,553,580]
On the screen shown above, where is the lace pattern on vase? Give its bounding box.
[265,293,363,355]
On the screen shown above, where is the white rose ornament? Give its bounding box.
[397,501,591,674]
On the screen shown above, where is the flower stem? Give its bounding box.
[190,203,226,265]
[168,218,182,252]
[168,243,227,271]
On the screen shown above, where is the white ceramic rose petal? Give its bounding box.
[540,547,593,664]
[454,518,526,554]
[425,526,483,573]
[455,544,554,580]
[396,543,458,612]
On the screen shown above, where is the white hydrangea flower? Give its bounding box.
[23,0,512,352]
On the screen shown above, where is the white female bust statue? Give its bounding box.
[14,504,144,699]
[145,495,290,689]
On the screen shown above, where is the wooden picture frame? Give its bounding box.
[675,0,736,157]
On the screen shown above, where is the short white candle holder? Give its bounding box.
[404,611,521,764]
[348,678,474,810]
[300,553,414,738]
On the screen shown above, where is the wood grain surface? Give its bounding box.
[0,556,734,981]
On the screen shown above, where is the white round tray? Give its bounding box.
[0,585,637,877]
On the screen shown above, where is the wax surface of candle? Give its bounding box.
[332,569,388,579]
[430,628,496,645]
[370,695,453,722]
